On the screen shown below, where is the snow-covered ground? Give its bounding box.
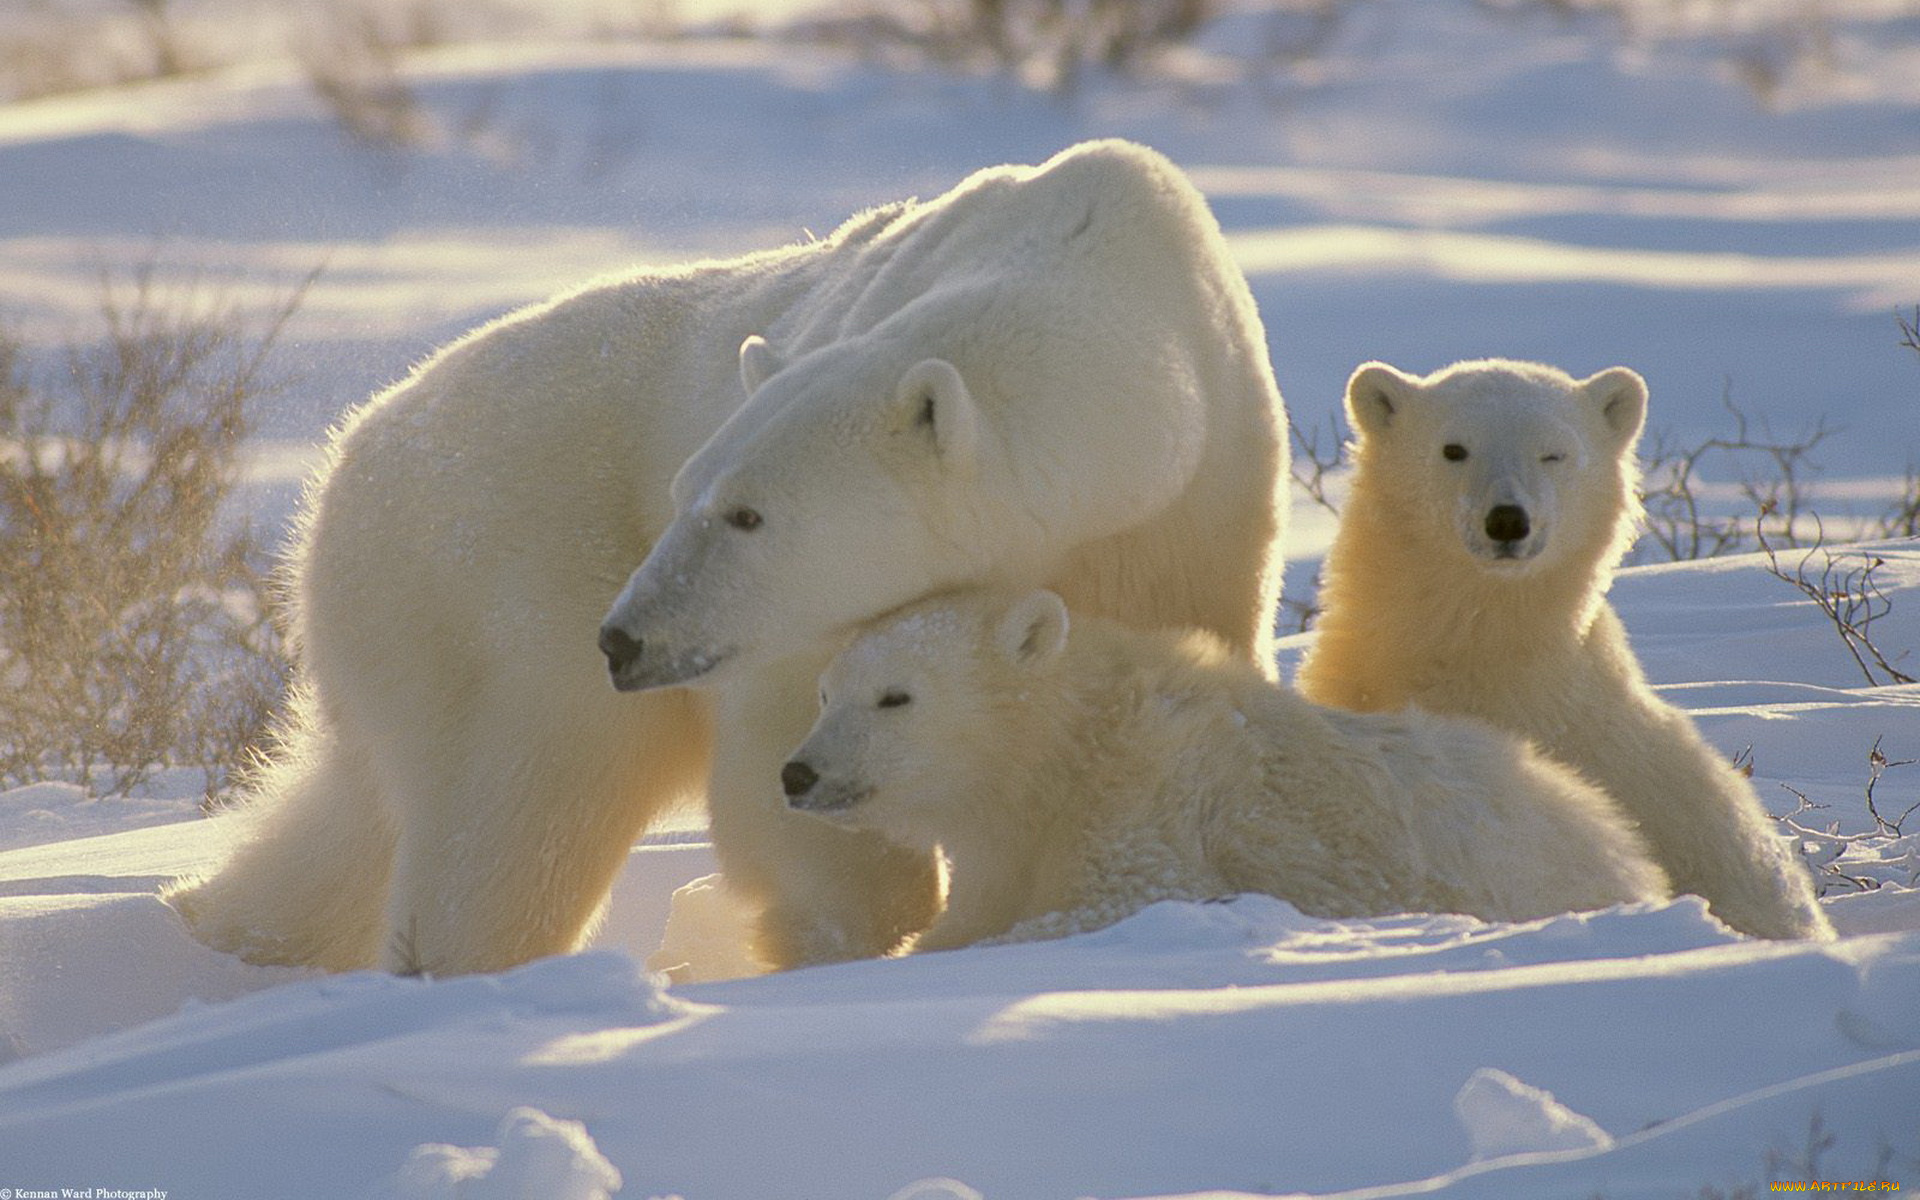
[3,2,1919,1196]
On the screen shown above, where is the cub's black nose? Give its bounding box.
[1485,504,1531,543]
[781,760,819,798]
[598,625,644,675]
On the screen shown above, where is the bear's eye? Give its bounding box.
[1442,444,1469,462]
[877,689,912,710]
[1541,453,1566,464]
[724,506,763,531]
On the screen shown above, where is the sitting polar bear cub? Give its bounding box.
[782,587,1670,951]
[1296,358,1831,941]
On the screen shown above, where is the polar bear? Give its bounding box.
[781,587,1669,951]
[165,140,1288,975]
[596,140,1289,969]
[1295,359,1831,941]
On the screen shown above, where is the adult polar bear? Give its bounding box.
[167,140,1290,975]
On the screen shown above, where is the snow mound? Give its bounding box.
[886,1180,985,1200]
[0,778,204,852]
[386,1106,622,1200]
[1453,1067,1613,1162]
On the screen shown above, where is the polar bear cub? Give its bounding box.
[782,587,1670,951]
[1296,358,1831,940]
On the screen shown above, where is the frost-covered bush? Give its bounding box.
[0,267,300,799]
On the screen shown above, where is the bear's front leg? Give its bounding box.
[704,656,942,970]
[377,679,710,976]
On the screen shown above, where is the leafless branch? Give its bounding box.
[1756,509,1915,687]
[1287,413,1346,517]
[1636,381,1832,563]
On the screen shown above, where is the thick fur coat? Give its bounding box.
[1296,359,1830,941]
[167,141,1289,973]
[786,588,1670,951]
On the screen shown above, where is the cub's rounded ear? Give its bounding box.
[1582,366,1648,448]
[895,358,978,475]
[739,335,784,396]
[994,589,1069,668]
[1345,362,1418,438]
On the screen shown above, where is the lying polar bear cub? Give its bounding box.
[782,587,1670,951]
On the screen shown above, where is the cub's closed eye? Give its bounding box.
[1542,453,1566,464]
[1442,444,1469,462]
[877,690,912,709]
[725,506,763,531]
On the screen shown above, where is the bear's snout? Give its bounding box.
[598,624,644,684]
[594,618,736,691]
[783,758,874,817]
[1484,504,1531,544]
[781,760,819,798]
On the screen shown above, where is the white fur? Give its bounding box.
[1297,358,1831,941]
[786,588,1670,952]
[165,140,1288,974]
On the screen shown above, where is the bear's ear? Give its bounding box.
[1345,362,1417,438]
[994,589,1069,669]
[1582,367,1648,449]
[894,358,979,474]
[739,335,783,396]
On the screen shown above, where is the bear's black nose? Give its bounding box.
[598,625,644,676]
[781,760,819,798]
[1485,504,1531,543]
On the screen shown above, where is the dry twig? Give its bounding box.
[1755,508,1914,687]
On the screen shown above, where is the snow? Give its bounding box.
[0,774,217,855]
[382,1107,624,1200]
[1453,1067,1614,1161]
[4,1,1920,1195]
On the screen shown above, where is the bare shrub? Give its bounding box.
[0,0,473,154]
[1780,738,1917,895]
[957,0,1216,83]
[1279,415,1349,634]
[1471,0,1855,106]
[1279,570,1324,636]
[126,0,191,79]
[1288,413,1347,518]
[294,0,537,166]
[1757,512,1915,688]
[822,0,1894,101]
[0,265,306,799]
[0,0,203,102]
[1631,382,1833,565]
[0,13,99,102]
[1883,310,1920,539]
[1874,466,1920,541]
[297,2,445,155]
[1636,310,1920,555]
[1609,1109,1912,1199]
[812,0,1224,91]
[1861,738,1918,838]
